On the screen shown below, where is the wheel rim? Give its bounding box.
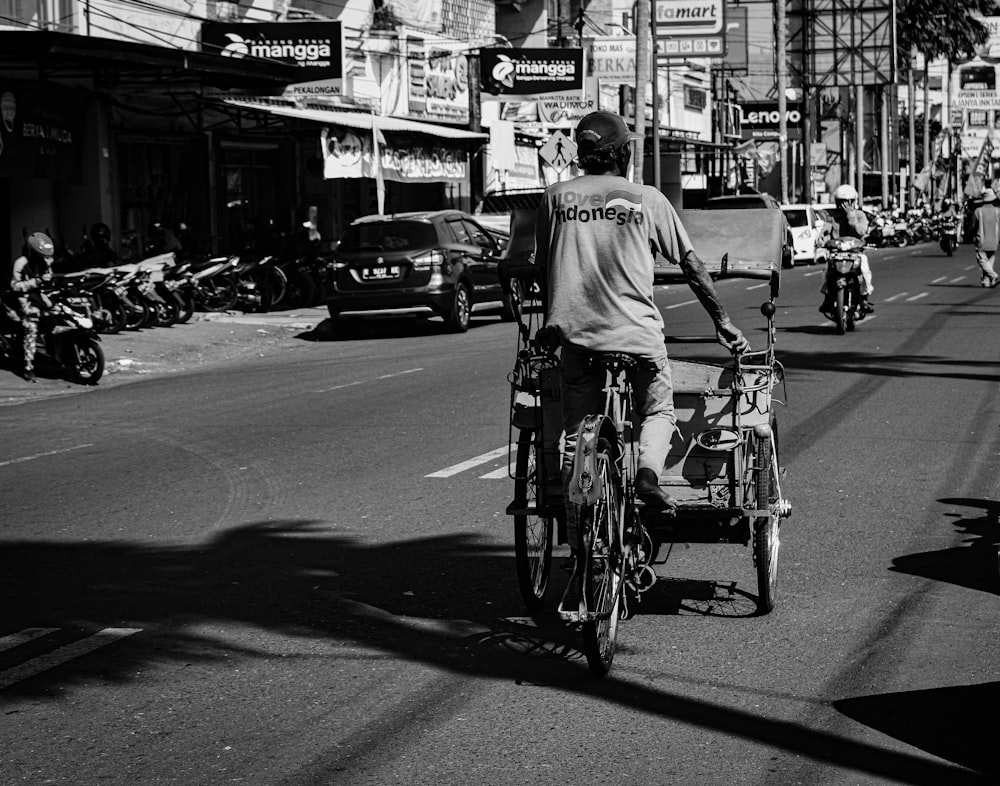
[514,431,552,607]
[581,450,623,676]
[455,286,470,327]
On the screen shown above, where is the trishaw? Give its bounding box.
[502,208,793,677]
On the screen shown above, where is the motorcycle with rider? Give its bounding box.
[819,184,875,334]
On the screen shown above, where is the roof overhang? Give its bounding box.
[0,30,300,90]
[224,98,488,141]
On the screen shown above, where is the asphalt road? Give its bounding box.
[1,243,997,785]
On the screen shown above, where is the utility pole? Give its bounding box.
[776,0,788,203]
[908,48,916,209]
[634,0,650,184]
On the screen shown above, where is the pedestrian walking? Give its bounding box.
[971,188,1000,288]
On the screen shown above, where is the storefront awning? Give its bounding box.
[0,30,300,90]
[224,98,488,141]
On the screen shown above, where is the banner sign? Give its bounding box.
[588,37,638,83]
[200,22,344,98]
[655,0,726,59]
[321,128,468,183]
[0,80,86,183]
[739,101,803,140]
[406,37,470,124]
[480,48,585,101]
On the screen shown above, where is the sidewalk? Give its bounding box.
[0,306,332,407]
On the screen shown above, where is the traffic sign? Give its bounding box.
[539,130,576,173]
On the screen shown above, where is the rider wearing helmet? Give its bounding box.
[534,110,749,562]
[8,232,55,381]
[820,183,875,318]
[78,222,120,269]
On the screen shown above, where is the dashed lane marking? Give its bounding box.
[0,627,142,690]
[803,270,824,277]
[905,292,929,302]
[931,276,948,284]
[949,276,966,284]
[479,465,512,480]
[663,299,699,310]
[310,368,423,394]
[0,444,94,469]
[0,628,59,653]
[884,292,908,302]
[426,446,511,478]
[746,283,768,290]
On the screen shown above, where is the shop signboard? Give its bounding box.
[588,36,638,84]
[0,80,86,183]
[321,127,468,183]
[739,101,803,141]
[480,48,585,101]
[200,21,344,99]
[654,0,726,59]
[406,36,470,124]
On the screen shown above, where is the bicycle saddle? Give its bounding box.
[587,351,638,370]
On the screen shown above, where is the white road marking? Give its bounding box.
[906,292,929,301]
[0,628,142,690]
[0,628,58,653]
[663,299,699,310]
[949,276,966,284]
[746,283,768,290]
[479,466,512,480]
[311,368,423,394]
[930,276,947,284]
[426,446,511,478]
[0,444,94,469]
[884,293,907,302]
[803,270,824,277]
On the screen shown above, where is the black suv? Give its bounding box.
[324,210,511,333]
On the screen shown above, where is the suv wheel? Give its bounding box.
[445,282,471,333]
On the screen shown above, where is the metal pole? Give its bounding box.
[907,50,916,209]
[856,83,864,204]
[651,0,661,190]
[776,0,788,203]
[881,85,890,209]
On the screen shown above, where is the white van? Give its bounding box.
[781,203,829,265]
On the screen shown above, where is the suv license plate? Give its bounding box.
[362,266,400,280]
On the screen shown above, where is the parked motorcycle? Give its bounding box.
[0,287,105,384]
[824,236,867,335]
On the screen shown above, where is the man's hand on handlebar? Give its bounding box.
[716,319,750,354]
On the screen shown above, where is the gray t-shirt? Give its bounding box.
[534,174,693,356]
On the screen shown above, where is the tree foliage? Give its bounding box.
[898,0,997,69]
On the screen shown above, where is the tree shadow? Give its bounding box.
[889,498,999,595]
[1,521,992,782]
[834,682,1000,778]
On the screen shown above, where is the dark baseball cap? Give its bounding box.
[575,111,642,152]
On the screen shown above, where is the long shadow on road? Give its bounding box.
[0,520,992,783]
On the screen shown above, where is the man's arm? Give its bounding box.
[678,250,749,352]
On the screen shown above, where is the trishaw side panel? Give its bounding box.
[659,358,737,502]
[679,209,785,279]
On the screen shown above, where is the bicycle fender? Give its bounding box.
[568,414,607,506]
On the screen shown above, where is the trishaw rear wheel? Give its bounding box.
[513,429,553,609]
[752,417,781,615]
[580,443,624,677]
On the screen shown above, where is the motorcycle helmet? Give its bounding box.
[26,231,55,261]
[90,222,111,243]
[834,184,858,204]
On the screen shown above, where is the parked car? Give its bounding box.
[780,203,829,265]
[705,194,794,268]
[324,210,512,333]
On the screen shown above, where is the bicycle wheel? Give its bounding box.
[580,439,625,677]
[513,429,553,609]
[752,416,781,615]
